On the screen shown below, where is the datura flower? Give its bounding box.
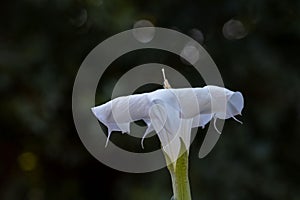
[91,83,244,164]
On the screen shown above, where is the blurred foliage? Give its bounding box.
[1,0,300,199]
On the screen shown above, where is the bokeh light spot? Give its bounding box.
[180,44,200,65]
[189,28,205,44]
[70,8,88,27]
[133,19,155,43]
[222,19,248,40]
[18,152,37,171]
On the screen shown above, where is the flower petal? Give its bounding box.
[157,128,181,165]
[192,114,213,128]
[91,85,244,159]
[226,91,244,118]
[178,119,193,153]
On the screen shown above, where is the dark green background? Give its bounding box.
[1,0,300,199]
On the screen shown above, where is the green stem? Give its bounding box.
[166,145,192,200]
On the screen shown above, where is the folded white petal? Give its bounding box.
[141,119,154,149]
[226,91,244,118]
[157,128,181,165]
[178,119,193,154]
[192,114,213,128]
[91,85,244,160]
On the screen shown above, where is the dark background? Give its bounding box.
[1,0,300,199]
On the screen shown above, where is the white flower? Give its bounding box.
[91,85,244,164]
